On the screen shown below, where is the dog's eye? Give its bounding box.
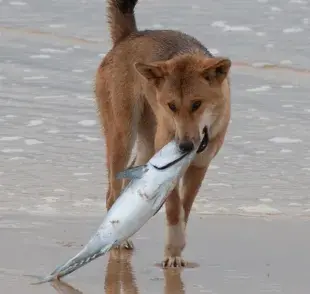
[168,102,177,112]
[191,100,202,112]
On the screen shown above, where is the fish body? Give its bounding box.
[29,140,197,284]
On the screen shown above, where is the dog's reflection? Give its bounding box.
[51,249,185,294]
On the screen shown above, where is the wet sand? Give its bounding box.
[1,213,310,293]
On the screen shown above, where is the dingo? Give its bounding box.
[95,0,231,267]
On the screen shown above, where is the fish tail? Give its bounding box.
[24,274,57,285]
[28,243,114,285]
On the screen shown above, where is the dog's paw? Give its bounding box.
[162,256,187,268]
[121,239,134,250]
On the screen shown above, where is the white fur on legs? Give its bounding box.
[162,208,187,267]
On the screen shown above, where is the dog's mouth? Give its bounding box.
[151,151,189,170]
[197,127,209,154]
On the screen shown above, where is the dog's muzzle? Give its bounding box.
[197,127,209,154]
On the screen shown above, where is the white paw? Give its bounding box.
[162,256,187,268]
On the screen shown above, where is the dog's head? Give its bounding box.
[135,54,231,153]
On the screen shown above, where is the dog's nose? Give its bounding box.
[179,140,194,152]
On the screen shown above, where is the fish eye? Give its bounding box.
[191,100,202,112]
[168,102,177,112]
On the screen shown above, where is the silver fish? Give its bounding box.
[28,139,199,284]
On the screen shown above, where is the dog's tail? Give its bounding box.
[107,0,138,45]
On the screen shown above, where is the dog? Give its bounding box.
[95,0,231,267]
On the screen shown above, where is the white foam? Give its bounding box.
[43,196,59,203]
[49,24,67,28]
[265,43,274,49]
[46,129,60,134]
[23,76,48,80]
[32,204,57,215]
[4,115,17,118]
[270,6,282,12]
[78,120,96,127]
[1,148,24,153]
[302,167,310,171]
[283,27,303,33]
[269,137,302,144]
[77,134,100,142]
[30,54,51,59]
[9,156,26,160]
[191,4,200,9]
[152,24,163,29]
[216,207,230,213]
[238,204,281,215]
[54,188,66,192]
[289,0,307,3]
[208,183,231,187]
[0,76,6,80]
[280,149,292,153]
[211,21,227,28]
[24,139,43,145]
[255,150,266,154]
[288,202,302,207]
[259,198,273,203]
[0,136,22,141]
[34,94,67,99]
[211,21,252,32]
[9,1,27,5]
[209,165,220,170]
[225,25,252,32]
[72,69,84,73]
[281,85,294,88]
[282,104,294,108]
[246,85,271,92]
[73,172,92,176]
[27,119,44,126]
[304,109,310,113]
[256,32,266,36]
[40,48,67,53]
[280,60,293,65]
[252,62,273,68]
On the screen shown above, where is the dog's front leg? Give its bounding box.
[162,187,186,267]
[182,165,208,225]
[162,165,207,268]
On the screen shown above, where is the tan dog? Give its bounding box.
[95,0,231,267]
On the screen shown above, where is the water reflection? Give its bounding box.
[51,249,185,294]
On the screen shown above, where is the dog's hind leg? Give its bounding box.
[96,82,139,250]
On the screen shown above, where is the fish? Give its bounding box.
[27,138,202,284]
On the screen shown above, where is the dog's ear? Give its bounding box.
[134,62,167,86]
[201,57,231,85]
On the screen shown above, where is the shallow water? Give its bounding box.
[0,0,310,292]
[1,0,310,218]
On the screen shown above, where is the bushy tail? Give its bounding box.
[107,0,138,45]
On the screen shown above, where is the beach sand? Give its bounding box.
[1,213,310,293]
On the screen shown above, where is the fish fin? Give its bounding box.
[24,274,57,285]
[115,165,147,180]
[153,198,166,216]
[51,243,116,281]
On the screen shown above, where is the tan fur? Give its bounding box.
[95,0,231,266]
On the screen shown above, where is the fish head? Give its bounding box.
[149,140,198,175]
